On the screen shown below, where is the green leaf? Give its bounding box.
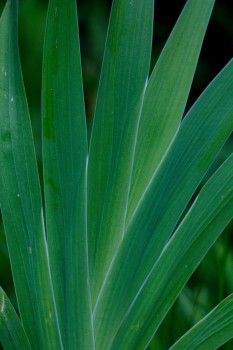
[93,59,233,349]
[110,153,233,350]
[87,0,154,305]
[0,1,62,349]
[127,0,215,221]
[42,0,93,348]
[0,288,30,350]
[170,294,233,350]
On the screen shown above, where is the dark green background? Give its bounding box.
[0,0,233,348]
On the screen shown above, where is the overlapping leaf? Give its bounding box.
[1,1,233,350]
[93,58,233,349]
[0,1,62,349]
[110,153,233,349]
[87,0,154,304]
[127,0,215,222]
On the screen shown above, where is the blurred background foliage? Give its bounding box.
[0,0,233,348]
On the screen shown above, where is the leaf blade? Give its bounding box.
[110,153,233,350]
[0,288,31,350]
[87,0,154,305]
[170,294,233,350]
[42,0,94,348]
[127,0,215,221]
[93,59,233,348]
[0,1,63,349]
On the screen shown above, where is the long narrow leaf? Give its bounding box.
[42,0,93,348]
[127,0,215,221]
[170,294,233,350]
[0,1,62,349]
[110,153,233,350]
[93,59,233,349]
[0,288,30,350]
[87,0,154,304]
